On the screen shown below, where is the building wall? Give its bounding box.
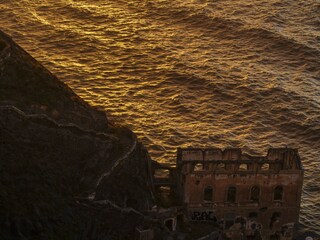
[176,148,304,239]
[184,171,302,226]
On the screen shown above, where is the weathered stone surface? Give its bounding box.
[0,30,155,240]
[95,141,155,210]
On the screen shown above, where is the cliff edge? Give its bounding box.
[0,30,155,240]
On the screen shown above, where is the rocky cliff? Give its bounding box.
[0,30,156,240]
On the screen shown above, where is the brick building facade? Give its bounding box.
[175,147,304,239]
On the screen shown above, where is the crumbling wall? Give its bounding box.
[177,148,304,239]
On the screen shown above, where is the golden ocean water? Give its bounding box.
[1,0,319,233]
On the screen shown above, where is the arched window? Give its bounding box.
[227,186,237,203]
[194,163,203,171]
[217,163,225,170]
[274,186,283,201]
[164,218,175,231]
[239,163,248,171]
[261,163,270,171]
[250,186,260,202]
[204,186,213,202]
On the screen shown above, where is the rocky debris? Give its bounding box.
[0,30,155,239]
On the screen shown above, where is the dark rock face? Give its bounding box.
[0,30,107,132]
[95,142,155,210]
[0,30,155,239]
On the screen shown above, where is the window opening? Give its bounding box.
[194,163,203,171]
[165,219,174,231]
[250,186,260,202]
[274,186,283,201]
[204,186,213,202]
[239,163,248,171]
[261,163,270,171]
[217,163,225,170]
[227,186,237,203]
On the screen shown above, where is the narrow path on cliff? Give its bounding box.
[0,106,139,201]
[94,132,137,188]
[0,106,117,141]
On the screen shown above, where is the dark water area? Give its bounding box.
[1,0,319,233]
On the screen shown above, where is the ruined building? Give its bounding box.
[153,147,304,240]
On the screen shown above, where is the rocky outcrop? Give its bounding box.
[95,141,155,210]
[0,30,155,239]
[0,30,107,132]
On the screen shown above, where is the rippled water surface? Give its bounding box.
[1,0,319,233]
